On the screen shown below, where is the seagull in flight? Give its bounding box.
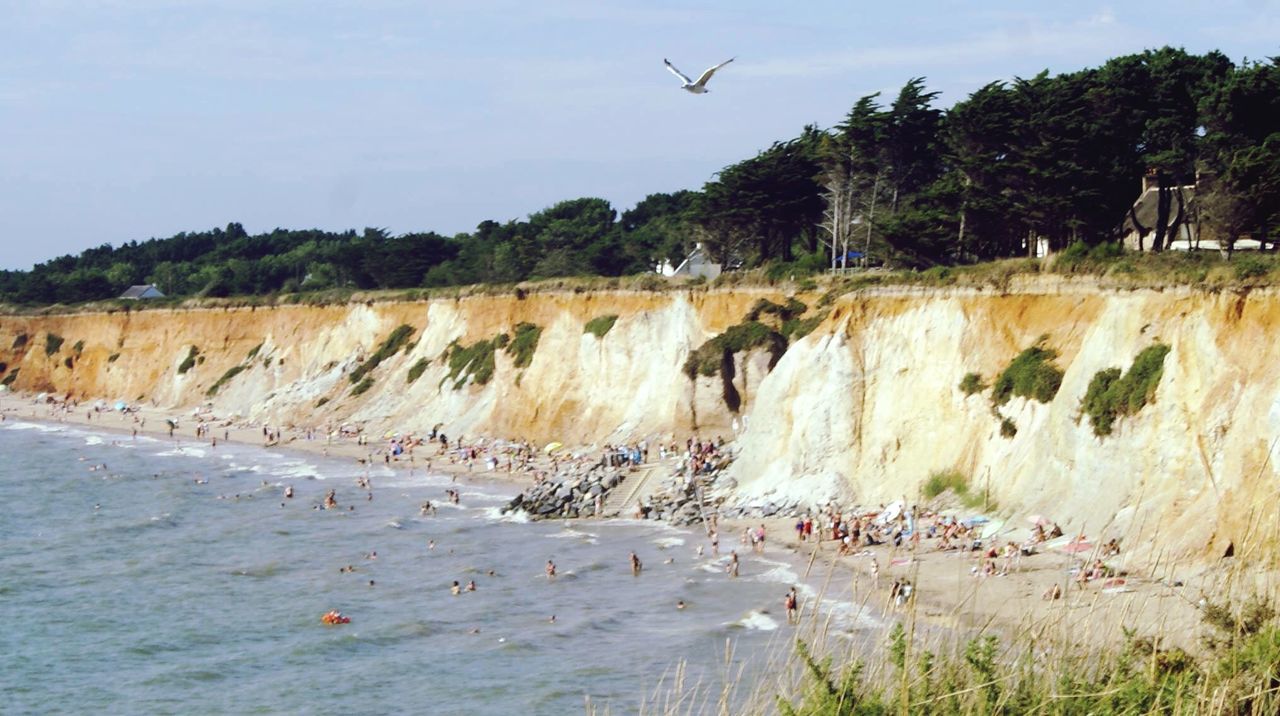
[664,57,735,94]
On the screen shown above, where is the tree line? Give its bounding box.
[1,47,1276,304]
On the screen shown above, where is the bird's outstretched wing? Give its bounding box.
[664,58,693,85]
[693,57,735,87]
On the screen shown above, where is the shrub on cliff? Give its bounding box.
[1,369,17,387]
[177,346,199,374]
[991,338,1063,406]
[1082,343,1171,436]
[206,365,246,396]
[746,297,807,322]
[406,358,430,384]
[45,333,65,356]
[12,334,28,350]
[584,314,618,338]
[505,322,541,368]
[349,324,416,384]
[959,372,986,395]
[444,338,496,388]
[350,376,375,396]
[781,311,827,340]
[682,321,787,379]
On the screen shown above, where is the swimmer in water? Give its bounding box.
[451,580,461,595]
[428,540,436,550]
[284,485,293,499]
[676,600,686,610]
[630,551,642,576]
[545,560,557,579]
[466,580,477,592]
[548,615,556,623]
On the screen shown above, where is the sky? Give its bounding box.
[1,0,1278,270]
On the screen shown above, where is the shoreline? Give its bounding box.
[0,390,1218,655]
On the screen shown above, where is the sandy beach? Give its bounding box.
[0,390,1216,655]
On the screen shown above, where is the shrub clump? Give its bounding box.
[349,324,415,384]
[1,369,18,387]
[107,353,120,363]
[246,343,264,360]
[922,470,968,499]
[1000,417,1018,438]
[444,338,497,389]
[350,376,375,396]
[505,322,542,369]
[45,333,65,356]
[781,311,827,340]
[1082,343,1171,436]
[406,358,430,384]
[683,321,787,379]
[315,397,330,407]
[206,365,247,396]
[746,297,807,322]
[72,340,85,356]
[12,333,28,350]
[177,346,200,374]
[959,372,986,396]
[991,338,1064,406]
[584,314,619,338]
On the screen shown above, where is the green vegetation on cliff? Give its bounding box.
[349,324,415,384]
[444,338,497,389]
[992,339,1064,406]
[177,346,199,375]
[406,358,430,384]
[505,322,542,369]
[1082,343,1172,436]
[206,365,246,396]
[583,314,618,338]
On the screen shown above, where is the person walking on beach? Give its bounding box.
[784,588,799,624]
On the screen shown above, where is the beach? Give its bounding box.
[0,390,1216,661]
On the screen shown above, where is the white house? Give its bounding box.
[119,284,166,300]
[656,243,722,279]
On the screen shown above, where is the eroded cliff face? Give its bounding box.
[2,283,1278,564]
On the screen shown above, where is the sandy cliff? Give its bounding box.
[2,282,1278,564]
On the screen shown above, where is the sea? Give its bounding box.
[0,419,877,715]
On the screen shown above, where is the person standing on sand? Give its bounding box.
[785,588,799,623]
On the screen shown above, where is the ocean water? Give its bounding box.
[0,421,873,714]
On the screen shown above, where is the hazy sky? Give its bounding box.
[2,1,1277,269]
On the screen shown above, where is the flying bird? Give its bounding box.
[664,57,735,94]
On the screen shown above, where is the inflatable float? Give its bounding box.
[321,610,350,625]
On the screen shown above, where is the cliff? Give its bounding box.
[2,281,1278,565]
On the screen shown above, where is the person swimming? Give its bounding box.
[451,580,461,595]
[676,600,686,610]
[545,560,557,579]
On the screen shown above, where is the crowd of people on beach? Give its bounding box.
[5,390,1134,635]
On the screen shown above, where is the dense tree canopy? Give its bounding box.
[3,48,1277,305]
